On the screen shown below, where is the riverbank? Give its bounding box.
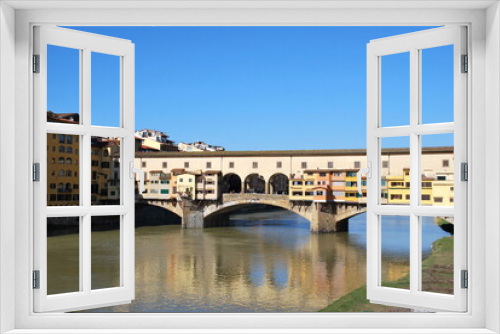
[319,236,454,312]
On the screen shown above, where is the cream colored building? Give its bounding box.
[177,172,198,200]
[134,148,454,201]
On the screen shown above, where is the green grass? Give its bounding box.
[319,236,454,312]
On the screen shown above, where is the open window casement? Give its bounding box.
[365,26,467,312]
[33,26,136,312]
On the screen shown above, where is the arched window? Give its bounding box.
[58,169,65,177]
[66,170,72,177]
[65,183,72,190]
[57,183,64,190]
[66,158,72,164]
[74,172,78,177]
[67,147,73,154]
[58,157,64,164]
[59,145,65,152]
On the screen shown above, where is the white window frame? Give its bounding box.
[0,2,498,334]
[33,26,136,313]
[366,26,467,312]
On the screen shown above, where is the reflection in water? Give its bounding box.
[46,210,451,312]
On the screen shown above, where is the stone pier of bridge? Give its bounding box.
[141,194,366,233]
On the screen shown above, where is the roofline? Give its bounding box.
[135,147,453,158]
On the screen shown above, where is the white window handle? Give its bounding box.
[130,161,145,193]
[356,162,371,195]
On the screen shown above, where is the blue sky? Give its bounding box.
[48,26,454,150]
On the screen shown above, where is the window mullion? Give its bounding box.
[409,47,420,294]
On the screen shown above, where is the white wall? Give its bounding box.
[485,2,500,332]
[0,2,16,333]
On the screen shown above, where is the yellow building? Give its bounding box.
[344,170,362,203]
[387,168,411,205]
[47,133,80,206]
[432,172,454,206]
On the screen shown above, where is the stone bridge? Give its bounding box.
[138,193,366,233]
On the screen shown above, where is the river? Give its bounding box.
[46,209,452,312]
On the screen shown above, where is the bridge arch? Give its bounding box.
[221,173,243,194]
[244,174,266,194]
[136,199,183,219]
[203,201,309,228]
[202,194,367,232]
[268,173,289,195]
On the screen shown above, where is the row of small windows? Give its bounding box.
[49,183,79,190]
[50,170,78,177]
[47,146,79,154]
[50,157,77,164]
[140,161,363,169]
[48,194,79,202]
[51,134,78,144]
[389,194,454,202]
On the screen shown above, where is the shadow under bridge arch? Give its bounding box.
[203,201,311,228]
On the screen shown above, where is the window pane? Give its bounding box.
[421,216,454,294]
[47,45,80,124]
[91,136,120,205]
[381,137,410,205]
[421,45,454,124]
[381,52,410,127]
[421,133,454,207]
[91,216,121,290]
[47,133,80,206]
[47,217,80,295]
[91,52,120,127]
[381,215,410,290]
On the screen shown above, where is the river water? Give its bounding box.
[47,210,451,312]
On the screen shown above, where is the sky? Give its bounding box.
[48,26,454,151]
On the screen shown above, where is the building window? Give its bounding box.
[434,197,443,203]
[422,194,431,201]
[59,145,65,152]
[206,162,212,169]
[382,161,389,168]
[253,162,258,169]
[184,162,189,168]
[49,183,56,189]
[301,162,307,169]
[405,194,410,200]
[162,162,167,168]
[59,134,65,143]
[443,159,450,167]
[103,150,109,157]
[142,161,147,168]
[277,161,282,168]
[450,197,454,203]
[328,161,333,168]
[229,162,234,168]
[161,189,169,194]
[390,194,403,200]
[437,176,446,181]
[319,173,326,177]
[92,172,97,180]
[66,147,72,154]
[354,161,361,169]
[92,160,99,167]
